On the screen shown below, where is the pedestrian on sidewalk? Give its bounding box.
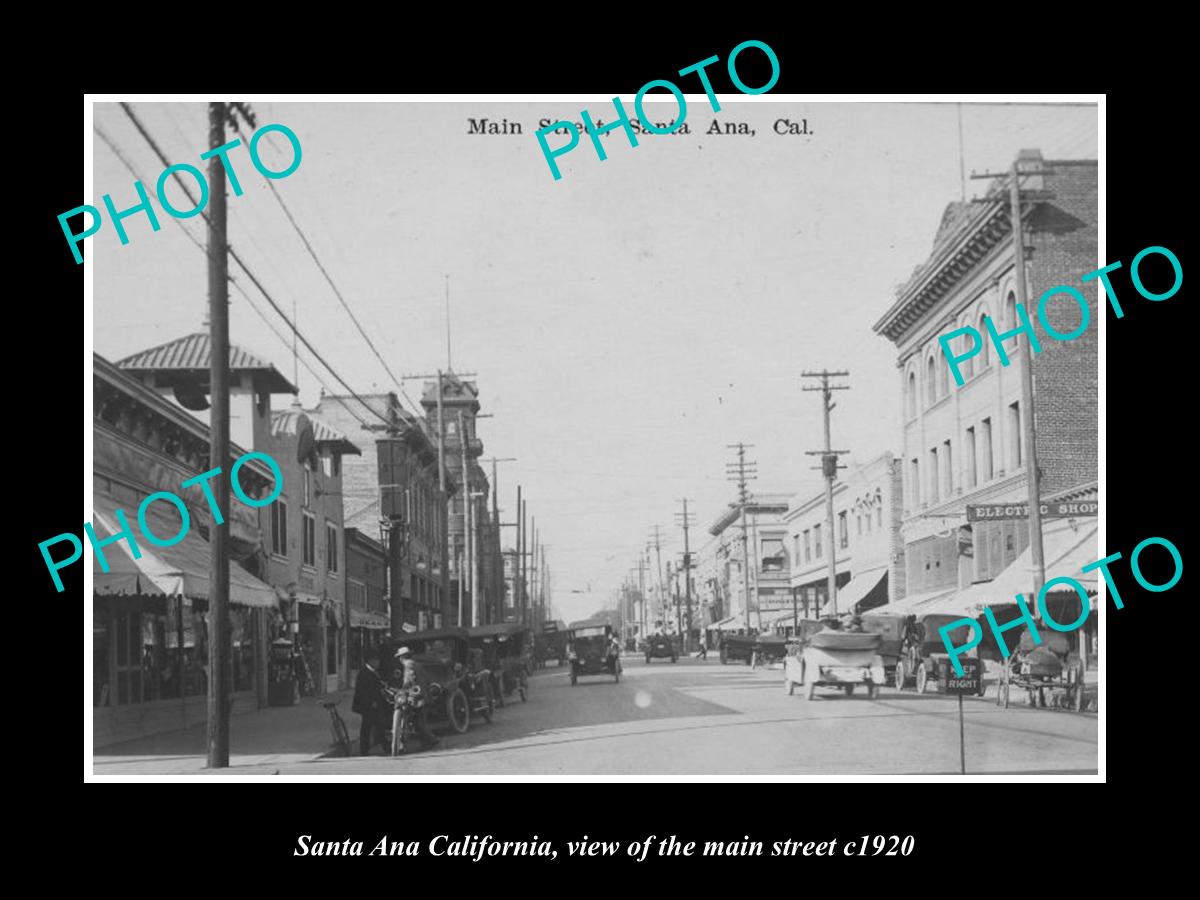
[352,649,390,756]
[698,636,708,660]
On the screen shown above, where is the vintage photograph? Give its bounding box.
[86,98,1100,776]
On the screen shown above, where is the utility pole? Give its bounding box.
[456,410,471,626]
[637,556,647,639]
[726,443,758,633]
[802,371,850,617]
[650,526,667,631]
[515,485,523,624]
[521,495,528,626]
[206,101,232,769]
[675,498,695,652]
[970,160,1049,606]
[488,457,516,624]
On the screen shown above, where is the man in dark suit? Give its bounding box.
[351,648,389,755]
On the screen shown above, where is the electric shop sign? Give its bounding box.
[966,501,1098,522]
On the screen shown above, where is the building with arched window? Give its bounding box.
[872,150,1098,615]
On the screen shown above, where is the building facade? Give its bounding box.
[707,493,792,631]
[783,453,905,623]
[313,392,450,633]
[872,151,1098,603]
[345,527,389,685]
[93,353,279,747]
[260,405,359,695]
[419,373,501,626]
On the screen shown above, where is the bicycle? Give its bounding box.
[322,699,352,756]
[387,685,427,757]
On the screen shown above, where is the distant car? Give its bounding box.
[645,633,677,663]
[468,623,531,706]
[719,633,755,665]
[894,613,986,697]
[568,625,622,685]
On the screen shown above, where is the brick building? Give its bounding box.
[312,392,450,632]
[345,527,388,684]
[707,493,792,634]
[871,150,1098,612]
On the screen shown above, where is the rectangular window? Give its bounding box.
[332,454,341,478]
[928,448,939,504]
[803,530,811,562]
[966,426,977,488]
[943,439,953,496]
[877,505,883,528]
[910,458,920,508]
[981,418,994,481]
[814,524,822,559]
[303,467,311,508]
[856,514,863,536]
[302,512,316,567]
[761,538,785,572]
[326,524,339,573]
[271,498,288,557]
[838,511,849,549]
[1009,401,1022,469]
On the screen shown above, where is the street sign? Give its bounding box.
[966,501,1097,522]
[942,658,982,694]
[542,622,558,633]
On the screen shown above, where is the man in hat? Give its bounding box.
[393,646,439,749]
[351,648,390,756]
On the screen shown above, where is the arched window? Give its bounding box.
[978,308,991,370]
[926,355,937,406]
[1005,291,1019,355]
[959,318,975,380]
[906,370,917,418]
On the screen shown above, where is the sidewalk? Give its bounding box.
[92,693,350,776]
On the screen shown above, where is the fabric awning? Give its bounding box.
[833,567,888,613]
[870,586,957,616]
[350,608,390,630]
[92,493,278,608]
[948,520,1100,616]
[709,615,742,631]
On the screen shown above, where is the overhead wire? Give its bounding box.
[117,102,393,431]
[94,119,375,434]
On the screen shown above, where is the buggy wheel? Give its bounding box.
[894,661,906,691]
[447,688,470,734]
[916,663,928,695]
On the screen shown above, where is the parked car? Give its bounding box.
[783,626,886,699]
[468,623,531,706]
[894,613,986,696]
[381,628,495,733]
[859,611,907,685]
[719,632,755,665]
[568,624,621,684]
[645,633,677,663]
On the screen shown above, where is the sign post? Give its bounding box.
[942,658,982,775]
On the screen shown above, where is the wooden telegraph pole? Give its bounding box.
[801,371,850,617]
[206,101,232,769]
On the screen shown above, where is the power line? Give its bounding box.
[94,122,375,434]
[117,102,392,431]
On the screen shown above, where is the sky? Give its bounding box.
[90,98,1098,624]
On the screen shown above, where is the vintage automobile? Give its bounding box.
[644,632,677,664]
[751,632,789,667]
[894,613,986,696]
[783,626,886,699]
[537,629,568,667]
[859,612,907,685]
[381,628,495,734]
[567,624,621,685]
[468,623,531,705]
[997,630,1086,711]
[719,632,756,665]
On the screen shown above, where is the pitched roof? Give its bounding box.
[271,406,361,455]
[117,332,298,394]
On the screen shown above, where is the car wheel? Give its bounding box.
[894,661,906,691]
[868,684,879,700]
[916,663,928,695]
[570,671,577,686]
[447,688,470,734]
[615,668,620,683]
[671,656,677,664]
[519,673,528,702]
[786,678,795,695]
[720,649,727,665]
[494,675,505,708]
[806,679,817,701]
[843,684,855,697]
[646,655,651,664]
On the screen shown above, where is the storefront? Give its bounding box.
[92,493,278,748]
[348,609,390,686]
